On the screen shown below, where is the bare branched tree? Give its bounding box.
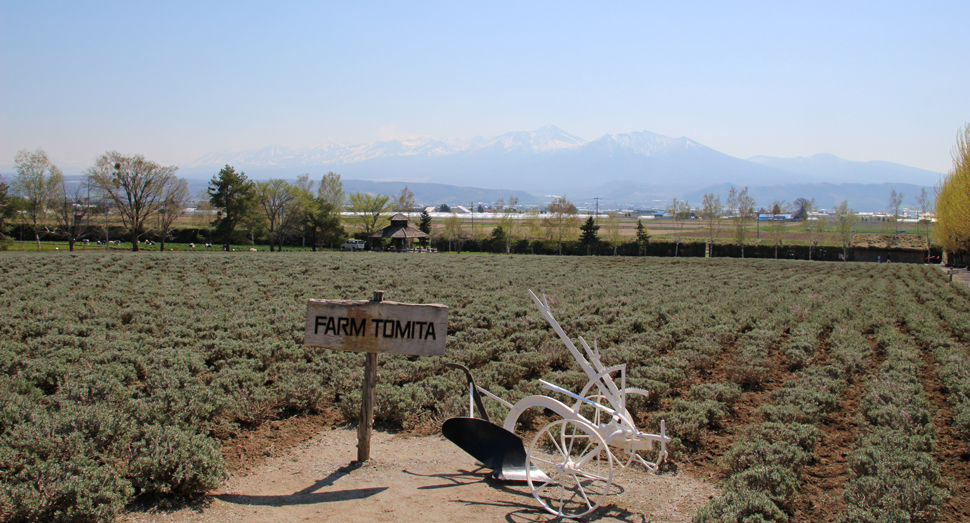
[727,186,755,258]
[14,148,63,247]
[156,178,191,251]
[667,199,691,257]
[543,196,579,255]
[702,192,722,257]
[834,200,856,261]
[257,179,296,251]
[87,152,180,251]
[393,186,415,213]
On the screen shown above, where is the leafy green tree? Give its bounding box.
[13,147,63,248]
[792,198,813,221]
[240,203,269,245]
[437,203,451,213]
[87,151,180,251]
[305,198,346,250]
[579,216,600,255]
[635,219,650,256]
[318,171,345,210]
[443,212,464,252]
[605,212,624,255]
[524,209,542,254]
[310,171,347,249]
[490,225,508,252]
[293,174,317,247]
[348,192,391,248]
[208,165,258,250]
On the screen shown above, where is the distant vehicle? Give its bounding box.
[341,239,366,251]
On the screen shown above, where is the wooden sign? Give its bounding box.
[304,298,448,356]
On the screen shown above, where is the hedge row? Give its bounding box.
[3,224,943,261]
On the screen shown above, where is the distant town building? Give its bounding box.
[759,213,793,221]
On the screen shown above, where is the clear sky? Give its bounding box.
[2,1,968,174]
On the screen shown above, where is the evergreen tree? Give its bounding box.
[636,219,650,256]
[0,176,17,239]
[579,216,600,255]
[419,209,432,247]
[208,165,258,250]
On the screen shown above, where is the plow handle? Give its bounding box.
[445,363,491,423]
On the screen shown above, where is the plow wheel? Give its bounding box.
[525,419,614,519]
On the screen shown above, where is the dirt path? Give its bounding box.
[121,427,715,523]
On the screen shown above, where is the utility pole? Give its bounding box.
[594,197,601,225]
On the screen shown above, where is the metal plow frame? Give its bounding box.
[447,290,671,519]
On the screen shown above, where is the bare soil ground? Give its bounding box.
[122,422,716,523]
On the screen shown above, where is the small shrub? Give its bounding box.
[722,435,812,474]
[127,424,226,495]
[722,464,800,513]
[652,399,728,446]
[690,382,742,405]
[726,359,771,391]
[694,487,789,523]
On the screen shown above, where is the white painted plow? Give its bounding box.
[442,290,670,519]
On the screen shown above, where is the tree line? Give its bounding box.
[0,147,935,257]
[0,149,423,252]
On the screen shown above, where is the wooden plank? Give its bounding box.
[304,299,447,356]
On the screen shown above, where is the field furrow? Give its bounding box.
[1,253,968,523]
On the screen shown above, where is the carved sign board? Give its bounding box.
[304,299,448,356]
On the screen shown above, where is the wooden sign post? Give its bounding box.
[304,291,447,462]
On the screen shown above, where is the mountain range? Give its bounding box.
[3,126,943,212]
[180,126,941,205]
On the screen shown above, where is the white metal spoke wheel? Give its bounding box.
[526,419,614,519]
[576,394,637,470]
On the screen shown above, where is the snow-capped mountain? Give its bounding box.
[184,125,585,171]
[179,126,942,195]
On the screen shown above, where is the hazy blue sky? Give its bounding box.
[2,1,968,174]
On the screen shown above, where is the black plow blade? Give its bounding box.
[442,417,549,482]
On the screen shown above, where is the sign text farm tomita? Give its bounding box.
[304,298,448,356]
